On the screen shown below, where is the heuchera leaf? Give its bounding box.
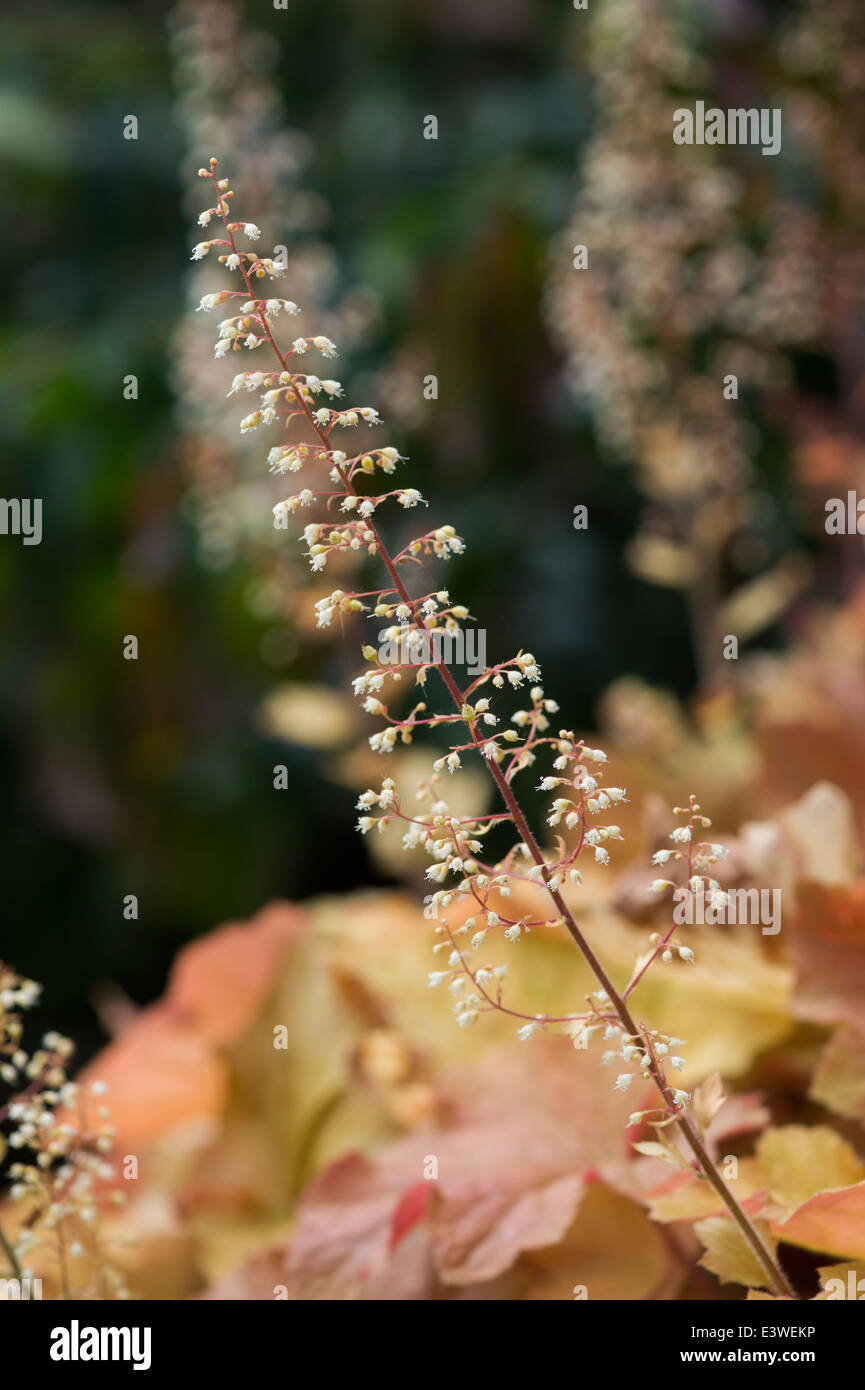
[205,1039,667,1297]
[694,1214,778,1290]
[77,902,307,1147]
[692,1073,726,1133]
[755,1125,865,1210]
[771,1182,865,1260]
[787,880,865,1033]
[810,1027,865,1129]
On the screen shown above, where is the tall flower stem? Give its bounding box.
[204,166,797,1301]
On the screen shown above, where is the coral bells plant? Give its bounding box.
[192,157,797,1300]
[0,962,128,1299]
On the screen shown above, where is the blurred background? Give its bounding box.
[2,0,864,1065]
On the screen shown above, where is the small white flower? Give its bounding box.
[312,335,339,358]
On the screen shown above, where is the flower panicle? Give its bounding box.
[192,156,701,1121]
[191,159,798,1299]
[0,961,128,1298]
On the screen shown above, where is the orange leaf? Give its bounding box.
[771,1182,865,1259]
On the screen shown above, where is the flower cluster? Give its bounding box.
[544,0,839,683]
[0,962,128,1298]
[192,159,703,1126]
[172,0,379,595]
[650,795,729,933]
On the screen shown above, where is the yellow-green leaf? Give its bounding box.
[695,1215,777,1290]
